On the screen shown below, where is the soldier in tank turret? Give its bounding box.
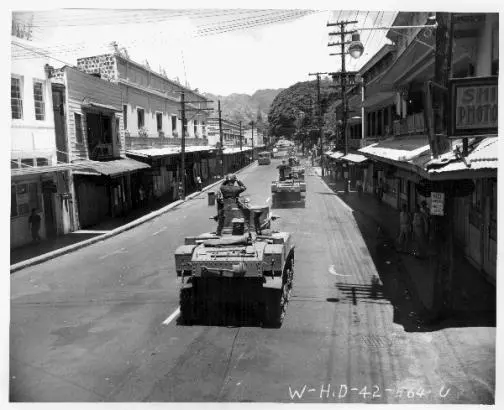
[216,174,247,235]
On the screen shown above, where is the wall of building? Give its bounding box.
[64,67,124,160]
[11,40,56,166]
[476,13,499,76]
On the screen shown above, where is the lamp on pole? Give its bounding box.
[328,20,364,192]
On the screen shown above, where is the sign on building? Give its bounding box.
[430,192,445,216]
[449,76,498,137]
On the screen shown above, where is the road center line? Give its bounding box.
[162,307,180,325]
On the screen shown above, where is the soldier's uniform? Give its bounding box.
[216,175,247,235]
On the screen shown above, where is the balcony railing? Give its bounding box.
[393,112,426,136]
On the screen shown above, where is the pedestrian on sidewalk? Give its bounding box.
[28,208,41,242]
[196,175,202,191]
[412,203,428,258]
[396,204,411,253]
[138,185,146,207]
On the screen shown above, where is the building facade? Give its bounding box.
[206,117,242,147]
[353,12,499,282]
[52,66,150,229]
[11,37,73,248]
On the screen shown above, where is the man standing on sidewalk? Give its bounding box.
[396,204,411,253]
[28,208,41,242]
[412,204,428,258]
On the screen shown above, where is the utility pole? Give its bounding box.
[328,19,359,192]
[250,121,255,161]
[430,12,454,322]
[309,72,328,176]
[239,121,242,152]
[180,91,186,200]
[178,93,214,199]
[218,100,224,178]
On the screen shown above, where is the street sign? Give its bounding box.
[449,76,498,137]
[430,192,445,216]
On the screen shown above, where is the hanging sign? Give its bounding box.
[449,76,498,137]
[430,192,445,216]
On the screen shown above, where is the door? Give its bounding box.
[52,86,67,163]
[482,179,497,279]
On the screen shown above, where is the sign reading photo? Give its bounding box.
[449,76,498,137]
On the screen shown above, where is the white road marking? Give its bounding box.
[162,307,180,325]
[98,248,127,260]
[328,265,352,277]
[152,227,167,236]
[72,230,110,234]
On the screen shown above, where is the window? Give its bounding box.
[21,159,34,168]
[36,158,48,166]
[74,113,83,143]
[156,112,163,131]
[33,80,45,120]
[194,120,198,136]
[11,76,23,119]
[123,105,128,129]
[137,108,145,129]
[11,183,39,217]
[171,115,177,132]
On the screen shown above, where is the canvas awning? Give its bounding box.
[358,135,431,163]
[341,153,369,164]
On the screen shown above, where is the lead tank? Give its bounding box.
[174,195,295,327]
[271,160,306,207]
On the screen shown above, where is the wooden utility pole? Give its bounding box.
[239,121,242,152]
[250,121,255,160]
[218,100,224,177]
[328,19,358,191]
[309,72,328,176]
[430,12,454,321]
[180,91,186,200]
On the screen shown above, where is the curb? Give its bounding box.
[10,161,258,274]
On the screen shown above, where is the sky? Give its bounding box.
[9,2,404,96]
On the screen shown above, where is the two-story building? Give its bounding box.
[75,51,213,200]
[51,66,150,228]
[356,12,498,282]
[11,37,73,248]
[206,117,242,147]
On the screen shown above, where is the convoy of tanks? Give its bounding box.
[174,139,305,328]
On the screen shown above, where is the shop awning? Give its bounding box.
[341,153,369,163]
[126,145,214,159]
[11,162,76,177]
[358,135,431,163]
[72,158,150,177]
[326,151,345,160]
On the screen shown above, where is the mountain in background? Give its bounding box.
[203,88,284,130]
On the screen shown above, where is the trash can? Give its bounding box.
[208,191,216,206]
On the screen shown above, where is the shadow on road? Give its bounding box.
[349,203,496,332]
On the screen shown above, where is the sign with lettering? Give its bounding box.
[449,76,498,137]
[430,192,445,216]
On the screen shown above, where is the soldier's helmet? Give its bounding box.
[228,174,237,182]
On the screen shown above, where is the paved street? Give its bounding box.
[10,159,495,403]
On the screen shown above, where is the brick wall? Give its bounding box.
[76,54,118,83]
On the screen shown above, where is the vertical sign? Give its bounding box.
[430,192,445,216]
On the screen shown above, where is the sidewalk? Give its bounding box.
[314,168,496,316]
[10,163,256,272]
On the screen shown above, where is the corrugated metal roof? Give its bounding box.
[72,158,150,177]
[359,135,431,162]
[126,145,214,158]
[428,137,498,175]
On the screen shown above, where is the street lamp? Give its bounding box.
[348,33,364,59]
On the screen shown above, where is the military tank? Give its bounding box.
[271,161,306,207]
[174,195,295,327]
